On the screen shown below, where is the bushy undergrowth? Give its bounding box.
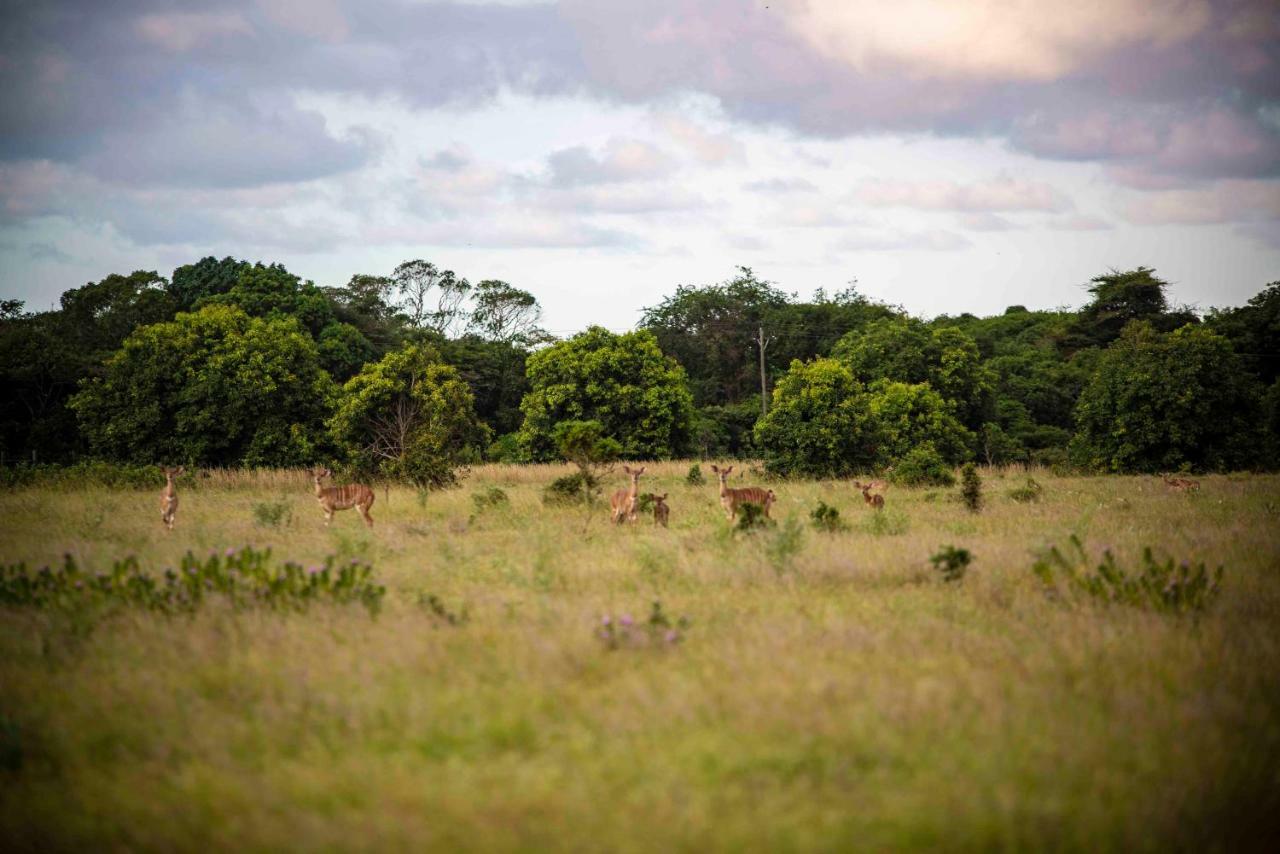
[960,463,983,512]
[471,486,510,514]
[809,500,847,532]
[890,445,956,487]
[0,461,179,490]
[931,545,973,582]
[1033,535,1222,614]
[252,498,293,528]
[0,546,385,617]
[734,502,772,532]
[596,600,690,650]
[1008,477,1045,503]
[542,471,599,505]
[685,464,705,486]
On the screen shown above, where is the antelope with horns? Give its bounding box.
[710,464,775,522]
[861,484,885,511]
[312,467,375,528]
[610,465,645,524]
[652,493,669,528]
[160,466,184,530]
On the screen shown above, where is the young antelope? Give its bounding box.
[652,493,669,527]
[160,465,184,530]
[862,484,885,510]
[312,467,375,528]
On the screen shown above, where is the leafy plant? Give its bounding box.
[252,498,292,528]
[891,444,957,487]
[734,502,773,532]
[1008,477,1044,503]
[960,463,983,512]
[542,471,599,506]
[471,486,509,514]
[930,545,973,582]
[859,508,909,536]
[685,464,706,486]
[1032,535,1222,614]
[635,492,657,514]
[597,600,690,650]
[809,500,847,532]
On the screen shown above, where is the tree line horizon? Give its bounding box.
[2,256,1277,479]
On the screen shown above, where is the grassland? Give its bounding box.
[1,463,1279,851]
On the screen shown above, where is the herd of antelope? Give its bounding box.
[155,465,1205,530]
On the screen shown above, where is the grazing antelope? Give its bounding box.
[652,493,669,528]
[610,465,645,524]
[861,484,885,511]
[312,467,375,528]
[710,464,775,522]
[1162,474,1200,493]
[160,466,184,530]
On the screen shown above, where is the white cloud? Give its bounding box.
[857,175,1071,212]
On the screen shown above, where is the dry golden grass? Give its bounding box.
[1,464,1278,851]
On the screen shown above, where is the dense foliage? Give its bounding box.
[518,327,694,461]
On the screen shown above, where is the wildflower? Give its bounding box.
[308,566,322,576]
[225,548,236,557]
[664,630,680,644]
[619,614,634,627]
[601,615,612,626]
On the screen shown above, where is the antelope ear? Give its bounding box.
[636,466,645,475]
[623,464,632,475]
[661,493,668,500]
[710,464,719,473]
[175,466,185,475]
[724,465,733,475]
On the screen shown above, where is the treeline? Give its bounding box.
[1,259,1277,479]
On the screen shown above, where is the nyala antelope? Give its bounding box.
[312,467,375,528]
[710,464,775,522]
[1162,474,1200,493]
[652,493,669,527]
[610,465,645,524]
[160,466,184,530]
[861,484,885,510]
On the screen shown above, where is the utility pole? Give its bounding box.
[756,326,772,417]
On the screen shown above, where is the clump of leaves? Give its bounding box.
[1007,477,1044,503]
[960,463,983,513]
[252,498,292,528]
[597,600,690,650]
[471,486,509,514]
[859,508,909,536]
[685,464,706,486]
[930,545,973,582]
[734,502,773,532]
[891,444,956,487]
[635,492,657,514]
[418,592,469,626]
[0,547,385,618]
[542,471,599,506]
[809,500,847,532]
[1032,535,1222,615]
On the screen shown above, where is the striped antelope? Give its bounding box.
[160,466,184,530]
[312,467,375,528]
[610,465,645,523]
[861,484,885,510]
[652,493,669,528]
[1162,474,1200,493]
[710,464,775,522]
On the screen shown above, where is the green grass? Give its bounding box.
[1,463,1279,851]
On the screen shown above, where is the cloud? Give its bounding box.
[957,212,1016,232]
[1045,214,1113,231]
[834,228,971,252]
[135,11,254,52]
[1121,179,1280,225]
[546,139,675,186]
[653,114,744,164]
[856,176,1071,212]
[744,177,818,194]
[26,242,72,262]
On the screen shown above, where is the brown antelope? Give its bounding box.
[610,465,645,523]
[652,493,669,527]
[861,484,885,510]
[1162,474,1200,493]
[710,464,775,522]
[312,467,375,528]
[160,466,184,530]
[853,478,888,493]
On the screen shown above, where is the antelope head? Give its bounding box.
[710,464,733,485]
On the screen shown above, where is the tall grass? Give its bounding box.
[1,465,1278,850]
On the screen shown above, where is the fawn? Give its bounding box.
[160,466,184,530]
[652,493,669,527]
[862,484,885,510]
[853,478,888,493]
[710,464,775,522]
[312,467,375,528]
[1162,474,1200,493]
[610,465,645,523]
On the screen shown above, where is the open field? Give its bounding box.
[2,464,1279,851]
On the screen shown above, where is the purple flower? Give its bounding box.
[664,630,679,644]
[308,566,322,576]
[225,548,236,557]
[601,615,612,626]
[619,614,634,627]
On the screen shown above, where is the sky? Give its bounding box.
[1,0,1278,332]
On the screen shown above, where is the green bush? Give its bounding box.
[685,464,706,486]
[1032,535,1222,614]
[542,471,598,506]
[1008,477,1044,503]
[734,502,773,532]
[0,546,385,617]
[471,486,510,513]
[960,463,983,512]
[809,500,847,532]
[0,461,177,491]
[930,545,973,582]
[890,444,956,487]
[252,498,292,528]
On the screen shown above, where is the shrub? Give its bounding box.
[930,545,973,582]
[734,502,773,532]
[0,462,176,491]
[542,471,598,506]
[685,464,706,486]
[809,500,847,532]
[1032,535,1222,614]
[960,463,983,512]
[252,498,292,528]
[0,546,385,617]
[597,600,690,650]
[471,486,509,513]
[1008,477,1044,503]
[891,444,956,487]
[486,432,523,463]
[635,492,657,514]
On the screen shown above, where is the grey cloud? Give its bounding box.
[546,140,674,187]
[834,228,972,252]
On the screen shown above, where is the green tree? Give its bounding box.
[198,262,335,337]
[517,326,693,461]
[317,322,378,381]
[1064,267,1198,351]
[70,305,335,466]
[438,335,530,437]
[329,344,489,487]
[168,256,250,311]
[1207,281,1280,386]
[392,259,471,335]
[1070,322,1264,472]
[467,280,546,344]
